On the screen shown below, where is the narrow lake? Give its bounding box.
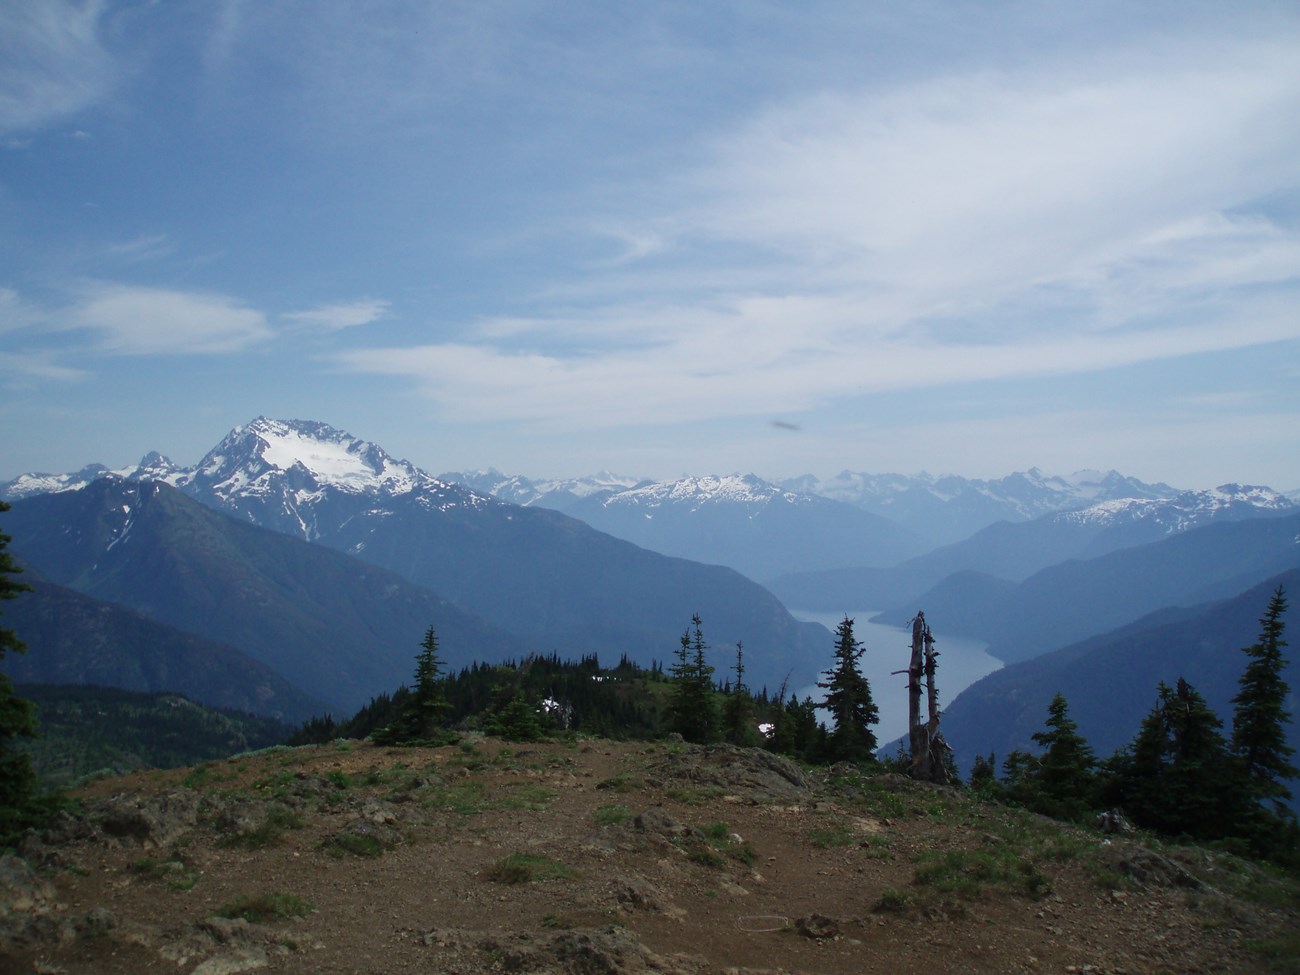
[791,610,1003,749]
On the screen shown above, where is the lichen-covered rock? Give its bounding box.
[97,789,201,847]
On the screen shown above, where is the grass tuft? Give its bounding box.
[216,892,312,923]
[485,853,575,884]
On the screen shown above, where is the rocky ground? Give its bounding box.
[2,736,1298,974]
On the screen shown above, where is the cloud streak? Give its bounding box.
[283,299,389,332]
[67,284,273,355]
[0,1,116,135]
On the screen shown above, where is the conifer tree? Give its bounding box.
[721,641,758,746]
[666,615,719,743]
[968,752,1000,797]
[1005,693,1097,821]
[373,625,454,745]
[487,692,546,742]
[1106,678,1236,839]
[1032,693,1096,806]
[1230,587,1297,815]
[0,501,40,838]
[817,616,878,763]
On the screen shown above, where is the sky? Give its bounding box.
[2,1,1299,491]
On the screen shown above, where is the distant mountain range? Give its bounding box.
[4,416,1297,781]
[767,483,1297,613]
[1,477,523,714]
[465,473,926,581]
[1,419,828,714]
[436,466,1189,550]
[873,510,1300,661]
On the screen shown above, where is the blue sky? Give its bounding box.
[2,1,1298,490]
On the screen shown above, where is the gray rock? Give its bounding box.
[97,790,200,847]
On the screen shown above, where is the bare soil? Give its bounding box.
[3,737,1297,974]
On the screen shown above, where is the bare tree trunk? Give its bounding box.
[906,612,951,783]
[908,612,930,780]
[923,624,952,783]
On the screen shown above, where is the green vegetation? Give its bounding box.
[1232,588,1298,843]
[217,804,306,849]
[372,625,456,747]
[19,686,290,789]
[0,502,46,842]
[808,822,856,849]
[721,641,760,747]
[323,832,386,858]
[969,590,1297,868]
[818,616,879,763]
[595,772,645,793]
[128,855,198,891]
[666,615,720,744]
[998,693,1098,822]
[912,846,1050,901]
[592,803,632,826]
[215,892,313,923]
[485,853,575,884]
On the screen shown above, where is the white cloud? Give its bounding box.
[0,1,116,135]
[283,299,389,332]
[68,284,272,354]
[0,351,86,384]
[682,38,1300,297]
[329,27,1300,436]
[335,285,1299,433]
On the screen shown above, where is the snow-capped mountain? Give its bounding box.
[177,418,495,540]
[554,473,926,580]
[1059,484,1294,533]
[1,417,496,542]
[598,473,809,511]
[777,467,1182,546]
[438,469,643,509]
[1,418,828,694]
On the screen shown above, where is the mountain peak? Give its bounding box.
[192,417,430,500]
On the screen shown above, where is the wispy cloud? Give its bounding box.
[282,299,389,332]
[0,1,116,135]
[0,351,87,385]
[333,31,1300,432]
[67,283,272,355]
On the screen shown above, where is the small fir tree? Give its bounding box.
[665,615,719,744]
[968,752,1000,797]
[1005,693,1097,821]
[1032,693,1096,809]
[487,692,546,742]
[1230,587,1297,815]
[817,617,878,763]
[373,625,454,746]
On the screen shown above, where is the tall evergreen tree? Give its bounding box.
[0,502,40,835]
[373,625,454,745]
[817,616,878,763]
[1230,587,1297,815]
[721,641,758,746]
[666,615,719,743]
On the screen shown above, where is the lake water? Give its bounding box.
[791,609,1002,749]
